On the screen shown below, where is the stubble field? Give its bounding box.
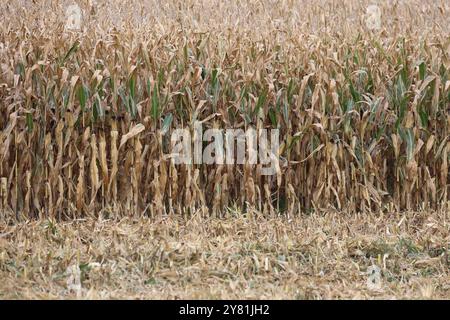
[1,210,449,299]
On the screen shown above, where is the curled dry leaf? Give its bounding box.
[119,124,146,150]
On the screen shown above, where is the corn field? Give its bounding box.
[0,0,449,220]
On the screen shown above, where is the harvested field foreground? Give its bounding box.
[0,211,448,299]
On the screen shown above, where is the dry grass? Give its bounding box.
[0,210,448,299]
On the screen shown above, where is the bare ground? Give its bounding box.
[0,210,449,299]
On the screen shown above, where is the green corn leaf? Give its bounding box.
[26,113,34,132]
[93,94,104,121]
[419,61,426,81]
[62,41,80,65]
[161,113,173,135]
[268,107,277,127]
[77,85,88,111]
[151,83,160,120]
[253,88,268,118]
